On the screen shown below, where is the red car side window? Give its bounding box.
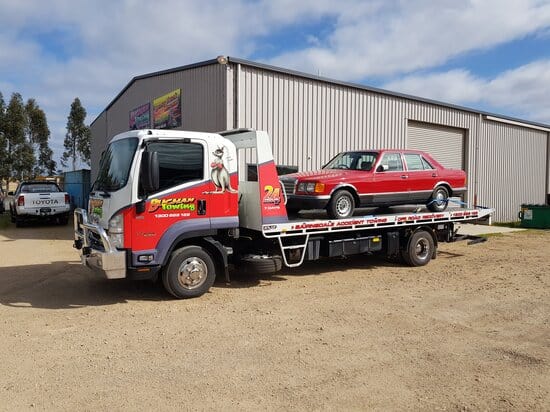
[380,153,403,171]
[421,157,434,169]
[404,154,424,171]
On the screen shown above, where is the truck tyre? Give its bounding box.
[239,254,283,275]
[401,230,434,267]
[427,186,449,212]
[162,246,216,299]
[327,190,355,219]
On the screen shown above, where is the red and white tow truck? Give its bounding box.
[74,129,493,298]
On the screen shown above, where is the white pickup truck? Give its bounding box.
[9,181,71,227]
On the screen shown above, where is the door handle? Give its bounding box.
[198,199,206,215]
[432,173,437,177]
[401,175,408,179]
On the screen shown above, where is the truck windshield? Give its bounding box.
[94,138,138,191]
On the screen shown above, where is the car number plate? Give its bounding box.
[40,207,52,214]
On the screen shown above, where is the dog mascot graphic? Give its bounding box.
[210,146,237,193]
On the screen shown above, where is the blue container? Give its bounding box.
[63,169,91,210]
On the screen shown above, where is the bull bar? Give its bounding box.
[73,208,126,279]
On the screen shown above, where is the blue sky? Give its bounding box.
[1,0,550,168]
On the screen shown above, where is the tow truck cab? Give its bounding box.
[74,129,288,293]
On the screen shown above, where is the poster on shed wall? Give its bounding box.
[153,88,182,129]
[129,103,151,130]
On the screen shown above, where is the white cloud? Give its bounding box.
[383,69,485,103]
[383,60,550,123]
[269,0,550,79]
[486,60,550,110]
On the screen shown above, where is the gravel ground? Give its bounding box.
[0,220,548,411]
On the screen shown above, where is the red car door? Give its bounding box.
[403,153,437,202]
[371,152,410,204]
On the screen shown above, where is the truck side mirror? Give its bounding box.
[140,151,159,194]
[376,164,389,172]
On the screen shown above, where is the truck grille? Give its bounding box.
[280,178,297,195]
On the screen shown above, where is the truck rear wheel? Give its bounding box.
[401,230,434,267]
[162,246,216,299]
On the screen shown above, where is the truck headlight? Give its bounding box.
[108,213,124,249]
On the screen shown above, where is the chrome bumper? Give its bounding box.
[73,208,126,279]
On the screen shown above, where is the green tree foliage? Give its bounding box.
[26,99,56,176]
[0,92,6,181]
[3,93,30,180]
[0,91,57,181]
[62,97,91,170]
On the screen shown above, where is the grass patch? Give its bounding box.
[492,221,522,228]
[479,232,504,238]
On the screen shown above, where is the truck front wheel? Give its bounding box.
[162,246,216,298]
[401,230,434,267]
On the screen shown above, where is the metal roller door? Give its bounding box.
[407,121,465,169]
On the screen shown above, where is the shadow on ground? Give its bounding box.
[0,261,168,309]
[0,212,74,241]
[0,247,469,309]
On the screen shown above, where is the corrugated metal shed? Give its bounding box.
[90,56,550,222]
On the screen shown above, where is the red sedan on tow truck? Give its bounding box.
[280,149,467,219]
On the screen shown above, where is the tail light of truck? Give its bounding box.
[108,213,124,249]
[17,195,24,206]
[65,194,70,204]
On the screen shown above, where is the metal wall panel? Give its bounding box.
[237,66,410,171]
[90,63,228,176]
[477,119,547,221]
[407,121,465,169]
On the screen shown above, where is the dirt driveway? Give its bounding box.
[0,220,548,411]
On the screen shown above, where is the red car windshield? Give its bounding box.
[323,152,378,171]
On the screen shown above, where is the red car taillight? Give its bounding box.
[65,194,70,204]
[17,195,24,206]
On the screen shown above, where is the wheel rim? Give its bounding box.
[177,257,208,290]
[414,238,430,260]
[336,196,352,217]
[435,189,447,205]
